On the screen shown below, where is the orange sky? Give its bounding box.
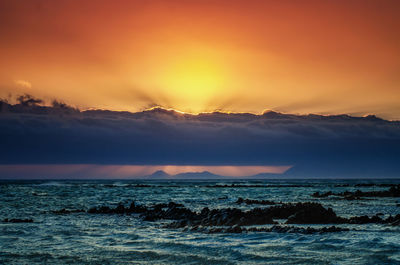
[1,0,400,119]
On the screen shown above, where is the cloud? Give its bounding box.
[14,80,32,89]
[0,97,400,178]
[16,94,43,106]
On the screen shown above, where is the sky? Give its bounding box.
[1,0,400,119]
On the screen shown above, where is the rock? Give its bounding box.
[52,209,84,214]
[167,202,346,228]
[225,225,243,233]
[311,185,400,199]
[236,197,244,204]
[88,205,112,214]
[235,197,276,205]
[319,226,348,233]
[348,215,384,224]
[84,200,399,230]
[3,218,33,223]
[225,225,348,234]
[129,202,147,213]
[205,184,313,188]
[391,219,400,226]
[115,204,126,214]
[312,191,333,198]
[385,214,400,226]
[286,203,345,224]
[134,184,152,187]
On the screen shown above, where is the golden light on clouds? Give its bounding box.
[14,80,32,89]
[0,0,400,118]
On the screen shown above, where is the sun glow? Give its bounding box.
[160,52,227,113]
[1,1,400,119]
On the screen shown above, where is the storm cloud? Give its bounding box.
[1,98,400,178]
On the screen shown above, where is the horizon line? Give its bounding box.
[1,94,396,122]
[0,164,292,179]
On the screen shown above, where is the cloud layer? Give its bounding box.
[1,98,400,178]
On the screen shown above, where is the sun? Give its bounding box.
[161,52,226,113]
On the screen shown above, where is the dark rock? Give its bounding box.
[52,209,85,214]
[312,185,400,199]
[200,225,349,234]
[385,214,400,226]
[236,197,244,204]
[348,215,384,224]
[134,184,152,187]
[206,184,313,188]
[285,203,345,224]
[165,206,277,228]
[88,201,148,214]
[354,183,399,187]
[129,202,147,213]
[225,225,242,233]
[167,202,345,228]
[88,205,112,214]
[206,184,267,188]
[114,204,126,214]
[319,226,349,233]
[85,200,399,229]
[312,191,333,198]
[3,218,33,223]
[236,197,276,205]
[335,183,399,188]
[165,202,346,228]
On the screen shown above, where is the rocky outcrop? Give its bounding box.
[286,204,344,224]
[312,185,400,199]
[157,202,346,228]
[52,209,85,214]
[335,183,399,188]
[161,207,277,228]
[236,197,276,205]
[195,225,350,234]
[55,200,400,231]
[205,184,313,188]
[88,201,152,214]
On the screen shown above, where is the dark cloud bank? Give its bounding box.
[1,95,400,178]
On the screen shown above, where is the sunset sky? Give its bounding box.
[1,0,400,119]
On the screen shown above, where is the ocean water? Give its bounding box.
[1,179,400,265]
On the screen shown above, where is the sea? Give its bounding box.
[1,179,400,265]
